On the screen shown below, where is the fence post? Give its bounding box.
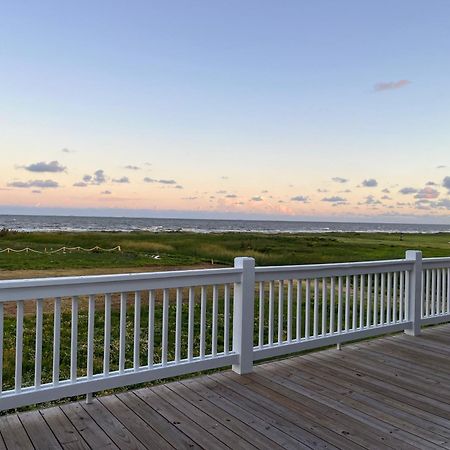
[232,257,255,374]
[405,250,422,336]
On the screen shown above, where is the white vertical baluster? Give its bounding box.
[330,277,335,333]
[305,279,311,339]
[373,274,378,326]
[258,282,264,347]
[352,275,357,330]
[71,296,78,382]
[87,295,95,379]
[200,286,206,358]
[345,276,350,332]
[212,285,218,357]
[322,278,327,336]
[441,269,446,315]
[447,269,450,314]
[175,288,183,363]
[162,288,169,366]
[313,279,319,338]
[119,292,127,373]
[0,303,3,393]
[425,269,430,317]
[134,291,141,370]
[224,285,230,355]
[437,269,441,315]
[148,290,155,367]
[53,297,61,384]
[337,277,343,333]
[269,281,274,345]
[188,287,195,359]
[296,280,302,340]
[393,272,398,323]
[15,301,24,392]
[35,298,43,388]
[278,281,284,343]
[366,275,372,327]
[387,273,392,324]
[399,272,404,322]
[431,269,436,316]
[405,271,410,320]
[288,280,293,342]
[103,293,111,375]
[359,275,365,329]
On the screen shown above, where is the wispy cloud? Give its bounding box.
[415,187,439,199]
[399,187,418,195]
[374,80,411,92]
[291,195,309,203]
[143,177,177,185]
[124,165,140,170]
[331,177,349,183]
[112,176,130,184]
[250,196,263,202]
[22,160,66,173]
[322,196,347,203]
[8,179,59,188]
[443,176,450,192]
[61,148,75,154]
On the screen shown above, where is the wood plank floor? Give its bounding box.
[2,324,450,449]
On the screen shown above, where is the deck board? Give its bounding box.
[3,323,450,449]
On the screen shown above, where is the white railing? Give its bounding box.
[0,250,449,411]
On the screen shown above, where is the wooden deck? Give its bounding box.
[2,324,450,449]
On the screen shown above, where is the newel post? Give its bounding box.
[232,257,255,374]
[405,250,422,336]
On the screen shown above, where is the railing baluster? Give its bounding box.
[393,272,398,323]
[337,277,343,333]
[322,278,327,336]
[148,290,155,367]
[380,273,385,325]
[188,287,194,360]
[104,293,111,375]
[366,274,372,327]
[119,292,127,373]
[437,269,442,315]
[200,286,206,358]
[425,269,430,317]
[53,297,61,384]
[305,279,311,339]
[359,274,365,329]
[70,296,78,381]
[162,288,169,366]
[15,301,24,393]
[431,269,436,316]
[269,281,274,345]
[313,279,319,338]
[212,285,218,357]
[330,277,335,333]
[258,282,264,347]
[134,291,141,370]
[87,294,95,379]
[345,276,350,332]
[447,268,450,314]
[288,280,293,342]
[296,279,302,340]
[399,272,404,322]
[35,298,43,388]
[352,275,357,330]
[175,287,183,363]
[224,284,230,355]
[387,273,392,324]
[373,274,378,326]
[278,281,284,343]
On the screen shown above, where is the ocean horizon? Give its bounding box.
[1,214,449,234]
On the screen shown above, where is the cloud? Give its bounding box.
[361,195,381,205]
[291,195,309,203]
[220,176,229,180]
[332,177,349,184]
[175,185,183,189]
[382,188,390,194]
[182,196,198,200]
[322,196,347,203]
[143,177,177,185]
[92,169,107,184]
[61,148,75,153]
[414,187,440,199]
[361,179,378,187]
[437,165,447,169]
[112,176,130,184]
[373,80,411,92]
[125,165,140,170]
[7,179,59,188]
[251,196,263,202]
[23,160,66,173]
[225,194,238,198]
[381,195,392,200]
[101,190,112,195]
[426,181,438,186]
[443,176,450,191]
[399,187,418,195]
[73,181,88,187]
[317,188,328,193]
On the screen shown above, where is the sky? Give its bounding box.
[1,1,449,223]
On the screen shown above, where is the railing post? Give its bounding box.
[232,257,255,374]
[405,250,422,336]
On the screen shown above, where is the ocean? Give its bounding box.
[0,215,449,234]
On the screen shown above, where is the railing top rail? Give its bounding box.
[0,267,242,301]
[255,258,413,281]
[422,257,450,269]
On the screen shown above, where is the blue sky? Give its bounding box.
[1,1,449,223]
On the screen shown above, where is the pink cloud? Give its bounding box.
[374,80,411,92]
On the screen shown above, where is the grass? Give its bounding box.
[0,229,449,274]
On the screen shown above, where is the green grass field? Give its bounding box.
[0,230,449,274]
